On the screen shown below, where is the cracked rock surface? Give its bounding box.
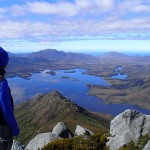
[107,109,150,150]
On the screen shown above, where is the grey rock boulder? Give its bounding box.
[75,125,93,136]
[143,140,150,150]
[11,140,27,150]
[107,109,150,150]
[52,122,74,138]
[26,132,60,150]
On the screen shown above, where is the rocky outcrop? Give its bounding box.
[143,140,150,150]
[26,122,94,150]
[107,109,150,150]
[11,141,26,150]
[75,125,93,136]
[52,122,74,138]
[26,132,60,150]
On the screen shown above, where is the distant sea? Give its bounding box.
[84,51,150,56]
[125,52,150,56]
[83,52,105,56]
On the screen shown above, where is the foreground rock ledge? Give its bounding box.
[107,109,150,150]
[26,122,94,150]
[26,132,60,150]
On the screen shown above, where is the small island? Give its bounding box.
[46,71,56,76]
[61,76,70,79]
[64,70,76,73]
[61,76,79,82]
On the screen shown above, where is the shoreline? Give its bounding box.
[87,83,150,110]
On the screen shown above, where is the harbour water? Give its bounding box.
[7,69,150,116]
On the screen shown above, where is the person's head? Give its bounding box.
[0,47,9,69]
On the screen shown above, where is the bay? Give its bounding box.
[111,67,128,80]
[7,69,150,116]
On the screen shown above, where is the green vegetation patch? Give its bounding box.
[42,133,108,150]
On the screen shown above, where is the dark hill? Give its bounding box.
[15,90,111,145]
[28,49,67,60]
[27,49,97,63]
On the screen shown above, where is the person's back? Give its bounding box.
[0,47,19,150]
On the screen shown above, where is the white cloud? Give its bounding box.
[0,0,150,53]
[10,4,27,15]
[39,41,60,46]
[0,8,6,13]
[118,0,150,14]
[9,0,116,17]
[26,1,78,16]
[1,17,150,40]
[0,0,150,44]
[132,5,150,13]
[2,0,150,17]
[92,0,115,12]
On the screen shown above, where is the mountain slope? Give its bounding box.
[27,49,97,63]
[15,91,111,145]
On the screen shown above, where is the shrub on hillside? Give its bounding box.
[42,133,108,150]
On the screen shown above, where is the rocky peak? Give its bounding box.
[45,90,85,113]
[50,90,66,99]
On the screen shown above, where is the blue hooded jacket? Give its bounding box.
[0,47,19,136]
[0,78,19,136]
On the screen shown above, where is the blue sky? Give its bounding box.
[0,0,150,53]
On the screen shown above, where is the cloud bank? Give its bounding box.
[0,0,150,52]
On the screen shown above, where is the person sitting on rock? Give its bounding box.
[0,46,19,150]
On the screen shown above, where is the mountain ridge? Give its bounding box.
[15,90,111,145]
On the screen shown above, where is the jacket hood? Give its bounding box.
[0,47,9,67]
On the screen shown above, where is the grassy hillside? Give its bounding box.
[15,91,111,145]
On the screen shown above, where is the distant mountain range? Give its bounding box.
[6,49,98,78]
[6,48,150,82]
[10,49,97,63]
[28,49,96,62]
[15,90,111,145]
